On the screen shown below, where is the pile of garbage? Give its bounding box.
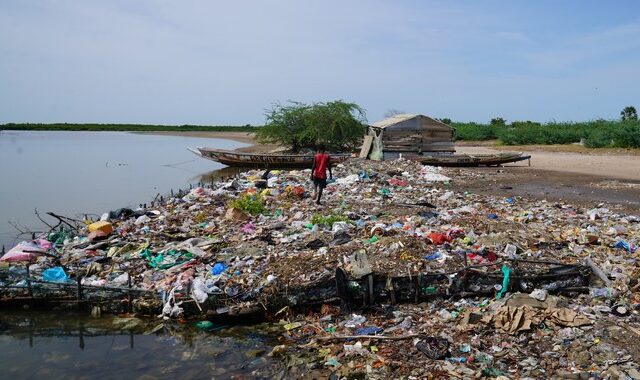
[1,157,639,378]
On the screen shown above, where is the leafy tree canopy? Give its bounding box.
[490,117,506,126]
[256,100,367,152]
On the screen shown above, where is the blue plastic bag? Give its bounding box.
[425,252,442,260]
[211,263,227,275]
[42,266,69,283]
[614,240,637,253]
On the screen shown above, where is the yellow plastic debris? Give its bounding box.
[87,221,113,235]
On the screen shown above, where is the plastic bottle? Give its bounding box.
[589,287,616,299]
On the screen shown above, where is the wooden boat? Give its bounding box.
[415,152,531,167]
[188,147,351,168]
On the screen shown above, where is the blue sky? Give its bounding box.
[1,0,639,124]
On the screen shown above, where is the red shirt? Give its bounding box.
[313,153,330,179]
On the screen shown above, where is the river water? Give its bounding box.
[0,131,287,378]
[0,130,247,250]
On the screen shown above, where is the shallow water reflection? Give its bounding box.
[0,311,278,380]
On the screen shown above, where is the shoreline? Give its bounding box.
[137,131,279,153]
[142,131,640,181]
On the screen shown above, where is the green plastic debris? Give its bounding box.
[325,357,340,367]
[496,264,511,299]
[195,320,214,330]
[367,235,379,244]
[423,286,438,294]
[141,249,194,270]
[379,188,391,196]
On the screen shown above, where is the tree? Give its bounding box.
[490,117,506,126]
[621,106,638,121]
[256,100,367,152]
[439,118,452,125]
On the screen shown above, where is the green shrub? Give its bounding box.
[231,194,265,215]
[311,213,350,226]
[452,122,502,141]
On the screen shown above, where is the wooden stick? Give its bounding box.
[317,333,425,342]
[585,257,612,287]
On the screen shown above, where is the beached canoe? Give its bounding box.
[188,147,351,168]
[414,152,531,167]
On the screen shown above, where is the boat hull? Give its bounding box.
[415,152,531,167]
[189,147,351,168]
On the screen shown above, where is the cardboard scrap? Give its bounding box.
[484,305,593,335]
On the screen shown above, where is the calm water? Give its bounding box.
[0,311,278,379]
[0,130,247,250]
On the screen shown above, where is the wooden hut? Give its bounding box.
[362,114,455,160]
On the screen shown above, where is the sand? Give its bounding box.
[455,145,640,181]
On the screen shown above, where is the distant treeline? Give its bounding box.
[0,123,260,132]
[452,120,640,148]
[3,120,640,148]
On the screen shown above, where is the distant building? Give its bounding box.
[363,114,455,160]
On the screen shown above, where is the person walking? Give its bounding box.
[310,145,332,205]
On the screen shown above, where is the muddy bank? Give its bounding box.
[449,166,640,213]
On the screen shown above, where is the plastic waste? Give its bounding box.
[614,239,636,253]
[195,320,214,330]
[42,266,69,283]
[344,314,366,328]
[424,252,442,260]
[88,221,114,234]
[589,287,616,299]
[1,242,43,262]
[354,326,383,335]
[416,337,450,359]
[496,264,511,299]
[191,278,209,304]
[529,288,548,301]
[211,263,228,275]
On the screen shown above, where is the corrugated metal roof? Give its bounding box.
[371,114,456,130]
[371,114,418,129]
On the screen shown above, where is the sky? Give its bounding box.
[1,0,639,125]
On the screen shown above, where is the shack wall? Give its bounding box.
[376,115,455,155]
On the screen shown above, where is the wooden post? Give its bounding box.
[387,277,396,305]
[127,272,133,313]
[79,324,85,350]
[76,276,83,311]
[25,264,33,298]
[28,318,33,347]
